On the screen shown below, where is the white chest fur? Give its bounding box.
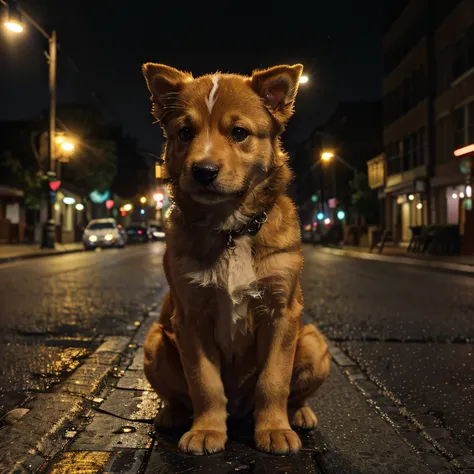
[180,237,261,349]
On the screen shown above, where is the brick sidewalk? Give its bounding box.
[0,242,84,263]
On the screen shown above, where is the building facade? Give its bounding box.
[382,0,474,242]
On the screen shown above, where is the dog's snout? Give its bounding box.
[192,160,219,185]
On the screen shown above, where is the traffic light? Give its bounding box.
[317,212,324,220]
[337,210,346,220]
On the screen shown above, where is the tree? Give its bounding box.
[56,104,118,195]
[0,151,43,210]
[351,172,379,225]
[61,139,117,194]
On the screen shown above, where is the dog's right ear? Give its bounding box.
[142,63,193,121]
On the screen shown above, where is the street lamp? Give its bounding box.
[321,151,335,161]
[2,0,58,249]
[299,74,309,84]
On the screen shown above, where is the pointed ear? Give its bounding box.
[142,63,193,121]
[250,64,303,123]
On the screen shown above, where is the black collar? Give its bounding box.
[226,212,268,250]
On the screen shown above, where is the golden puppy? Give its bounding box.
[142,63,330,456]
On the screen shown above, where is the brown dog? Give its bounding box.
[142,63,330,456]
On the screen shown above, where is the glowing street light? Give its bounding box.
[3,3,24,33]
[153,192,164,202]
[123,203,133,212]
[61,141,74,152]
[299,74,309,84]
[140,196,147,204]
[321,151,334,161]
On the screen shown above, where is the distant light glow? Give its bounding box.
[337,210,346,220]
[140,196,147,204]
[105,199,114,210]
[75,203,84,211]
[416,203,423,210]
[317,212,325,220]
[137,230,143,235]
[153,192,164,202]
[123,204,132,212]
[140,209,145,215]
[324,218,331,225]
[304,224,311,231]
[408,194,415,201]
[466,185,472,198]
[4,21,23,33]
[459,192,465,199]
[452,193,458,199]
[299,75,309,84]
[157,202,163,209]
[63,197,75,205]
[61,142,75,152]
[321,151,334,161]
[454,144,474,157]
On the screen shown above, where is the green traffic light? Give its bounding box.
[337,210,345,220]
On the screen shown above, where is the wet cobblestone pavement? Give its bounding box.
[0,244,472,472]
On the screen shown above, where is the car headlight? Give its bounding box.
[104,233,114,241]
[89,235,98,242]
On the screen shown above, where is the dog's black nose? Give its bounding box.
[192,161,219,185]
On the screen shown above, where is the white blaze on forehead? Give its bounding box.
[205,74,219,114]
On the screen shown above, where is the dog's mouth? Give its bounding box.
[190,187,243,205]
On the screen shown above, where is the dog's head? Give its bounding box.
[143,63,302,206]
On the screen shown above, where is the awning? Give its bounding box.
[0,185,24,198]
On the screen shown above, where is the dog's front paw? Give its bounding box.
[289,406,318,430]
[255,429,302,455]
[178,430,227,455]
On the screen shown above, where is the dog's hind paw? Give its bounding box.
[178,430,227,455]
[289,406,318,430]
[154,404,191,430]
[255,429,302,455]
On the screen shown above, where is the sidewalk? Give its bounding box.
[0,242,84,264]
[318,244,474,275]
[0,308,458,473]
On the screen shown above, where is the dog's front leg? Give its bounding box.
[176,313,228,455]
[254,294,302,454]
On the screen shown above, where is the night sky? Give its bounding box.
[0,1,385,154]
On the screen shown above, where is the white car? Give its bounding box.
[82,218,126,250]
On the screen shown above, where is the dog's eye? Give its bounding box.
[231,127,250,142]
[178,127,194,143]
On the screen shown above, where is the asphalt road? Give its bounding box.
[304,248,474,455]
[0,243,472,472]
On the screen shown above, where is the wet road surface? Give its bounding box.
[303,248,474,453]
[0,244,166,418]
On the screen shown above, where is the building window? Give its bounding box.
[437,115,451,163]
[419,127,426,166]
[452,26,474,81]
[469,102,474,144]
[386,142,401,175]
[453,106,466,149]
[403,137,412,171]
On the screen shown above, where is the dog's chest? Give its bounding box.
[184,237,260,350]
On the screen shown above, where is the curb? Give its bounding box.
[319,246,474,276]
[0,248,85,265]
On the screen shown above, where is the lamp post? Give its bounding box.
[2,0,58,248]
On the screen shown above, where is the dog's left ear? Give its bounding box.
[250,64,303,123]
